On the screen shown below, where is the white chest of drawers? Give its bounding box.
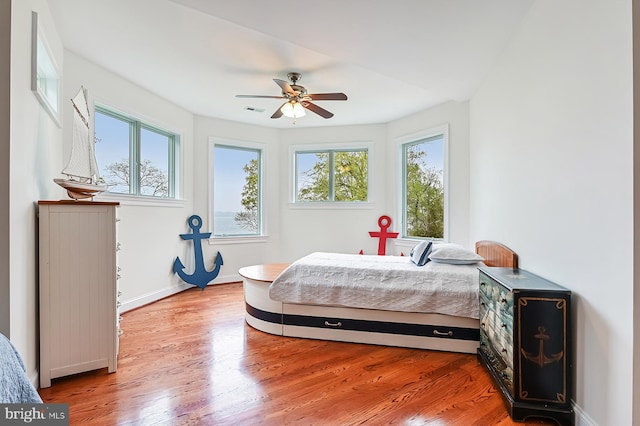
[38,201,119,388]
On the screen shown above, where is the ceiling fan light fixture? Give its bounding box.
[281,101,306,118]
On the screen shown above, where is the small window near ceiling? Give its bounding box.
[94,106,179,198]
[295,148,369,202]
[213,145,262,237]
[402,133,445,239]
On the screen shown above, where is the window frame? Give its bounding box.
[31,11,62,127]
[208,137,267,243]
[396,124,449,242]
[289,142,374,209]
[94,104,182,204]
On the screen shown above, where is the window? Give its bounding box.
[401,130,446,239]
[94,106,179,198]
[294,148,369,202]
[31,11,61,126]
[212,144,262,237]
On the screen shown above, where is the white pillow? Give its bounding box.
[410,241,432,266]
[428,243,484,265]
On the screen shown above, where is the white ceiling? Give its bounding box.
[47,0,534,129]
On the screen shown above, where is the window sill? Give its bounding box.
[288,202,374,210]
[395,238,444,249]
[96,193,186,208]
[209,235,269,245]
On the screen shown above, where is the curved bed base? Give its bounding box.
[240,241,517,354]
[243,275,480,354]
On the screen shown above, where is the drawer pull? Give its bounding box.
[433,329,453,337]
[324,320,342,328]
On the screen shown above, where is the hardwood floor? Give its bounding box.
[38,283,557,425]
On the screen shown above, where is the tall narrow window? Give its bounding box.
[213,145,262,237]
[94,106,179,198]
[402,134,445,239]
[295,149,368,202]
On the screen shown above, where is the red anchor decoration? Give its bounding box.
[368,215,399,255]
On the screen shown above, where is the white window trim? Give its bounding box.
[31,12,62,127]
[97,192,186,207]
[208,136,268,241]
[288,141,374,208]
[395,124,449,241]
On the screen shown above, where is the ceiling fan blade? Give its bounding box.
[274,79,295,96]
[302,101,334,119]
[236,95,285,99]
[271,103,286,119]
[308,93,348,101]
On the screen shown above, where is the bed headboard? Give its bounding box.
[475,240,518,269]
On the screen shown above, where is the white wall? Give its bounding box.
[277,124,390,260]
[470,0,632,424]
[633,1,640,422]
[0,0,10,338]
[62,52,196,311]
[8,0,64,381]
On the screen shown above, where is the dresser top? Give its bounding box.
[39,200,120,206]
[479,266,570,293]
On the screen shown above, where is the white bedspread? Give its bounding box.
[269,252,482,319]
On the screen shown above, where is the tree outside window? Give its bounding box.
[94,106,177,198]
[295,149,368,202]
[402,135,445,239]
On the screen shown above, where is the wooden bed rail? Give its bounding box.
[475,240,518,269]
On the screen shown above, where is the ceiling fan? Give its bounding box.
[236,72,347,120]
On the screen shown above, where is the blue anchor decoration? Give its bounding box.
[173,215,223,289]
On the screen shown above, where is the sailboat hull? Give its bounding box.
[54,178,106,200]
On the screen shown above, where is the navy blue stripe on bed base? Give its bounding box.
[245,303,479,342]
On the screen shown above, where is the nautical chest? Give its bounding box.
[477,267,573,425]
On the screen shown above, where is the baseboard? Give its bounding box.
[119,274,242,313]
[573,400,597,426]
[120,283,191,312]
[211,272,241,284]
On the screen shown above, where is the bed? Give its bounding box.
[239,241,518,354]
[0,333,42,403]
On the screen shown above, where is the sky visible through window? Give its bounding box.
[214,146,259,235]
[94,111,170,194]
[94,112,128,188]
[418,136,444,178]
[296,152,325,195]
[214,146,256,211]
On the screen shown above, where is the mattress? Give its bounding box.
[269,252,483,319]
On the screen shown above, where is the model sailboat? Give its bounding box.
[54,86,106,199]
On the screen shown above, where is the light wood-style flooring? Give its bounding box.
[38,282,557,425]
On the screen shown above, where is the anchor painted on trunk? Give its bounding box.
[521,326,564,367]
[173,215,223,289]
